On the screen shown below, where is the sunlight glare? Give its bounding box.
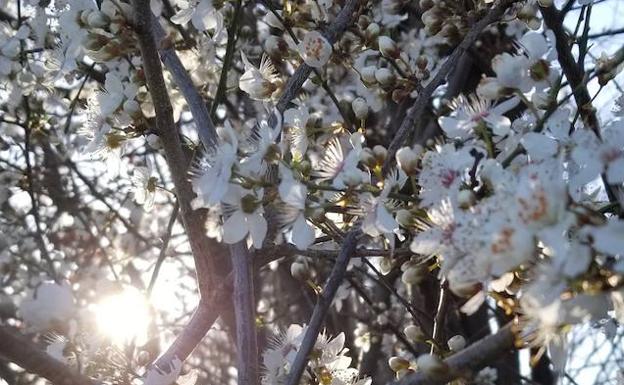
[93,287,151,345]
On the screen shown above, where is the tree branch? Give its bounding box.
[540,5,599,134]
[0,326,97,385]
[392,324,516,385]
[284,230,360,385]
[151,15,218,149]
[132,0,218,298]
[383,0,519,174]
[274,0,363,113]
[230,242,259,385]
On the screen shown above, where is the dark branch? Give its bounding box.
[0,326,97,385]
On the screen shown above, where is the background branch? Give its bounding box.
[0,326,97,385]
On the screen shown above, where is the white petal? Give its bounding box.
[606,157,624,184]
[292,214,315,250]
[586,219,624,256]
[485,114,511,136]
[375,204,398,234]
[521,132,558,161]
[171,7,194,25]
[247,213,268,249]
[222,211,248,244]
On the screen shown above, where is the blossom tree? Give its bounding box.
[0,0,623,384]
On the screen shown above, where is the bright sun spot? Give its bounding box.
[93,287,151,345]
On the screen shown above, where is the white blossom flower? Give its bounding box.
[299,31,332,68]
[278,165,315,250]
[171,0,224,34]
[192,122,238,208]
[315,133,368,189]
[571,121,624,185]
[131,166,157,211]
[439,95,520,139]
[418,144,473,207]
[361,185,399,238]
[221,184,267,248]
[239,53,281,100]
[284,105,310,159]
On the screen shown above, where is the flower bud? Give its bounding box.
[416,55,428,70]
[447,335,466,352]
[290,261,309,281]
[404,324,424,342]
[396,146,419,175]
[378,36,400,59]
[137,350,151,366]
[388,356,410,372]
[359,147,376,167]
[395,209,413,227]
[87,10,110,28]
[80,10,92,25]
[360,66,377,84]
[401,266,423,285]
[352,97,368,120]
[375,68,396,86]
[379,257,393,275]
[376,313,388,326]
[373,145,387,162]
[365,23,381,40]
[416,354,448,380]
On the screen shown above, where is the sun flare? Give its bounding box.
[93,287,151,345]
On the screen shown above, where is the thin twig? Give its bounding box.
[393,324,517,385]
[210,0,243,120]
[383,0,519,174]
[151,15,218,149]
[0,326,97,385]
[284,230,360,385]
[147,201,180,296]
[230,242,259,385]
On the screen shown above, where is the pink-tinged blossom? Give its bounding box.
[418,144,473,207]
[439,95,519,139]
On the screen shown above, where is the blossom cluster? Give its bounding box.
[0,0,622,384]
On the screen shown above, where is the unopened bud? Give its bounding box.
[388,356,410,372]
[359,147,376,167]
[378,36,400,59]
[290,261,309,281]
[137,350,151,366]
[123,99,140,116]
[352,97,368,120]
[366,23,381,40]
[447,335,466,352]
[361,66,377,84]
[375,68,396,86]
[395,209,413,227]
[87,11,110,28]
[396,146,419,175]
[373,145,387,162]
[401,266,423,285]
[404,324,424,342]
[146,134,162,150]
[379,257,393,275]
